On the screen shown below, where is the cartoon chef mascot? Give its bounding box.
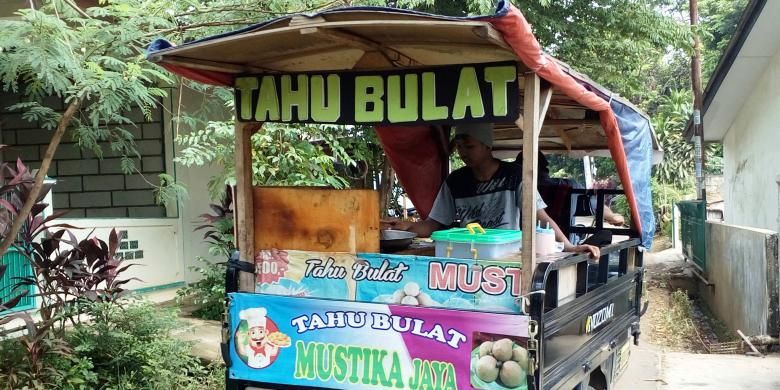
[238,308,279,368]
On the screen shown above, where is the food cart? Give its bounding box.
[147,2,658,389]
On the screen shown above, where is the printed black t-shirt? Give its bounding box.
[428,161,547,229]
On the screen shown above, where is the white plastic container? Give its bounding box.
[431,223,522,260]
[536,222,556,255]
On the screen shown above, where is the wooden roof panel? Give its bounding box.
[150,19,515,73]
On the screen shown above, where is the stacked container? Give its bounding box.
[431,223,522,260]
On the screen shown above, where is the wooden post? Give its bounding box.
[519,73,540,299]
[235,121,262,292]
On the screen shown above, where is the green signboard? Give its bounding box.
[235,61,520,125]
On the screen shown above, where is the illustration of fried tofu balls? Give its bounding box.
[512,345,529,369]
[417,292,435,307]
[475,355,499,382]
[491,338,514,362]
[479,340,494,357]
[401,296,419,306]
[499,360,524,388]
[391,289,405,304]
[403,282,420,297]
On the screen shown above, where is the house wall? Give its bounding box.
[166,87,226,283]
[0,93,168,218]
[0,86,225,289]
[55,218,183,290]
[722,48,780,232]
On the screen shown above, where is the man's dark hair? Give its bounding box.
[514,151,549,179]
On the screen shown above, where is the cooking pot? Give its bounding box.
[380,229,417,253]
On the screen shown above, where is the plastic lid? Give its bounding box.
[536,221,553,233]
[431,228,522,244]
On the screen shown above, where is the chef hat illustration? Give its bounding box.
[239,307,268,328]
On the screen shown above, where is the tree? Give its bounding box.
[518,0,690,103]
[0,0,739,244]
[174,121,372,200]
[699,0,749,82]
[0,2,177,255]
[653,89,695,187]
[0,0,357,254]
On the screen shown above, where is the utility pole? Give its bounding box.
[690,0,706,201]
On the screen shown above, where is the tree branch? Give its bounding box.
[63,0,91,19]
[173,6,285,18]
[149,0,344,38]
[172,0,342,18]
[0,99,81,257]
[145,19,255,37]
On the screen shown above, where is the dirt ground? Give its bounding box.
[642,243,737,353]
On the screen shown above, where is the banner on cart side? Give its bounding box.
[255,249,359,301]
[356,253,523,313]
[234,61,520,125]
[228,293,531,390]
[254,250,523,313]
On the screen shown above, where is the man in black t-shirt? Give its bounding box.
[386,123,599,258]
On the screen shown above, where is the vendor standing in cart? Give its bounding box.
[386,123,600,258]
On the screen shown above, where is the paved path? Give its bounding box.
[615,343,662,390]
[173,316,222,362]
[615,342,780,390]
[661,352,780,390]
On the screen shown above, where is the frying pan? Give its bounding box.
[380,229,417,252]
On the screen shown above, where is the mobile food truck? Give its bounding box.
[147,2,658,389]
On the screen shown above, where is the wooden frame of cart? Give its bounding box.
[147,3,658,390]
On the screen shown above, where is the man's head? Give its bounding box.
[453,123,494,167]
[515,151,550,180]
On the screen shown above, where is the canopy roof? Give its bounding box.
[147,5,657,154]
[147,1,658,248]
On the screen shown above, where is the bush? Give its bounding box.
[0,156,221,389]
[0,338,98,390]
[68,299,211,389]
[1,299,222,390]
[178,189,233,320]
[176,257,226,321]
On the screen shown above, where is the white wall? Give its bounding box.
[55,87,228,290]
[55,219,182,290]
[722,48,780,232]
[167,86,231,283]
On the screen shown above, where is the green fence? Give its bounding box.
[678,200,707,271]
[0,247,36,312]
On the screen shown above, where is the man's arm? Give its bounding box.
[603,206,625,226]
[536,209,600,258]
[381,218,444,238]
[381,180,452,238]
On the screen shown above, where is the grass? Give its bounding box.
[696,300,738,342]
[664,290,698,345]
[648,288,702,351]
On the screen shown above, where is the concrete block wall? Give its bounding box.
[0,92,168,218]
[703,221,779,337]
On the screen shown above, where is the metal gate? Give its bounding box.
[678,200,706,271]
[0,247,36,312]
